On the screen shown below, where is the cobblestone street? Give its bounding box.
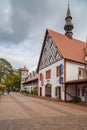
[0,92,87,130]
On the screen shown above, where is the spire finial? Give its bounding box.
[68,0,69,7]
[64,2,74,39]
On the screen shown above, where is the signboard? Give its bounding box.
[60,64,63,74]
[59,76,63,84]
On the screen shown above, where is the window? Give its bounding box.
[55,87,57,96]
[77,88,80,96]
[78,69,84,76]
[78,68,87,79]
[82,87,85,96]
[46,70,51,79]
[39,73,42,80]
[56,66,60,77]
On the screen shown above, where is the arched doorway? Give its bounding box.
[45,84,51,97]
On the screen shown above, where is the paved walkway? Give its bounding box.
[0,92,87,130]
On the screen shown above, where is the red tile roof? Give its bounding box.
[22,66,28,71]
[37,29,87,72]
[48,29,86,64]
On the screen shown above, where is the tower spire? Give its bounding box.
[64,3,74,39]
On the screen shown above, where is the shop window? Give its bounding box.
[46,70,51,79]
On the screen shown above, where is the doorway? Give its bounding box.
[56,87,61,99]
[40,87,42,96]
[45,84,51,97]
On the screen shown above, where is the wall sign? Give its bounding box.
[60,64,63,74]
[59,76,63,84]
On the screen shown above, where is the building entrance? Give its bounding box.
[45,84,51,97]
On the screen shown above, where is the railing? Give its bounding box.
[65,91,74,98]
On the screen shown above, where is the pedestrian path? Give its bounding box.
[0,92,87,130]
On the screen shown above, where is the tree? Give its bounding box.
[0,58,13,81]
[2,68,22,91]
[10,68,22,90]
[0,58,22,91]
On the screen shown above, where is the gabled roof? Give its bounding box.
[37,29,86,72]
[48,29,86,64]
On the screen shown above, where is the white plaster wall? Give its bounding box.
[66,61,85,81]
[38,59,65,100]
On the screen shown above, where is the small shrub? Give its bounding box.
[72,96,81,103]
[26,91,30,94]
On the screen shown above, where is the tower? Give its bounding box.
[20,66,29,91]
[64,3,74,39]
[21,66,28,83]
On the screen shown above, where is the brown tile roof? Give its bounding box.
[48,29,86,64]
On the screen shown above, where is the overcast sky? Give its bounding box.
[0,0,87,71]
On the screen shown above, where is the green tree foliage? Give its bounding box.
[0,58,22,91]
[11,68,22,90]
[2,68,22,91]
[0,58,13,81]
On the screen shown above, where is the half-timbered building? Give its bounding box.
[37,5,87,102]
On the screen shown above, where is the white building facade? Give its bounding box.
[21,66,38,94]
[37,30,87,102]
[37,5,87,102]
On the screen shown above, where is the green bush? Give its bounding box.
[72,96,81,103]
[20,90,30,95]
[26,91,30,94]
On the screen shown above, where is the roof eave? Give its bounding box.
[37,29,49,73]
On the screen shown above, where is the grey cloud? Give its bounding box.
[9,0,49,43]
[0,0,50,43]
[0,0,87,44]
